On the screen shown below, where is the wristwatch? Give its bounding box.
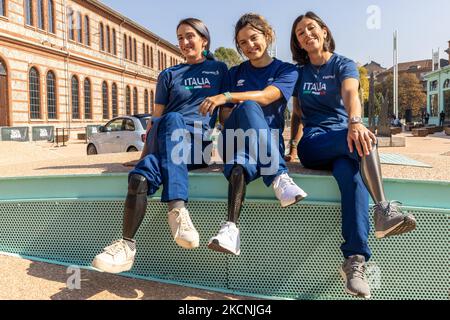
[349,116,363,124]
[223,92,233,103]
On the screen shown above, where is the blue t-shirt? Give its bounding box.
[155,59,229,132]
[293,53,359,137]
[229,58,298,132]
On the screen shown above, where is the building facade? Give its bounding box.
[0,0,183,129]
[425,65,450,121]
[424,41,450,123]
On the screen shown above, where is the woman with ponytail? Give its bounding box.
[199,13,307,256]
[92,18,229,274]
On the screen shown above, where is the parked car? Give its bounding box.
[87,114,151,155]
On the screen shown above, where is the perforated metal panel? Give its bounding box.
[232,203,449,300]
[0,200,448,300]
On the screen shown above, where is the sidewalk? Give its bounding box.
[0,254,253,300]
[0,132,449,181]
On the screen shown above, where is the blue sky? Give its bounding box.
[101,0,449,68]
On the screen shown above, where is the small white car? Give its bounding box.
[87,114,151,155]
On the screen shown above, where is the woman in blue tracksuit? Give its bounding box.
[288,11,417,298]
[92,18,229,274]
[199,13,307,256]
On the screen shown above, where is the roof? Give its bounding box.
[363,61,386,75]
[363,61,384,68]
[383,59,449,73]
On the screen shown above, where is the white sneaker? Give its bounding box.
[91,239,136,274]
[167,208,200,249]
[207,221,240,255]
[273,173,308,208]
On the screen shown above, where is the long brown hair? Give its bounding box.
[290,12,336,65]
[234,13,275,56]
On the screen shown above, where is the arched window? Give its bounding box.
[150,47,154,68]
[47,0,55,33]
[77,12,82,43]
[143,45,146,66]
[123,35,127,59]
[0,0,5,17]
[25,0,33,26]
[150,90,154,114]
[126,86,131,115]
[133,87,138,114]
[106,25,110,53]
[37,0,44,30]
[430,80,438,91]
[112,83,118,117]
[0,59,6,75]
[128,35,132,60]
[46,71,57,119]
[158,50,160,70]
[84,16,90,46]
[112,29,117,55]
[144,89,149,113]
[29,67,41,119]
[102,81,109,119]
[84,78,91,119]
[71,76,79,119]
[134,39,137,62]
[99,23,104,51]
[444,79,450,89]
[67,7,74,40]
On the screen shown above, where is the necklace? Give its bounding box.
[312,64,322,79]
[311,54,331,78]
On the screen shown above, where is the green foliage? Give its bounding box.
[214,47,242,68]
[358,66,369,103]
[375,73,426,117]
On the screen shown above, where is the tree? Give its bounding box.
[375,73,426,118]
[358,66,369,104]
[214,47,242,68]
[398,73,426,117]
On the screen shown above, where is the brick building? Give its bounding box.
[377,58,449,92]
[0,0,183,130]
[362,60,386,79]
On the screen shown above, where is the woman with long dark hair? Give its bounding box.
[288,11,416,298]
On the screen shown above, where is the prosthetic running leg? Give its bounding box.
[123,174,148,240]
[208,165,246,255]
[360,143,416,238]
[91,173,147,273]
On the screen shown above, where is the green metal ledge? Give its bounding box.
[1,173,449,209]
[0,173,449,300]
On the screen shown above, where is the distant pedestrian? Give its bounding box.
[439,111,445,127]
[425,112,430,125]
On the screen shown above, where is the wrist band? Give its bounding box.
[223,92,232,103]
